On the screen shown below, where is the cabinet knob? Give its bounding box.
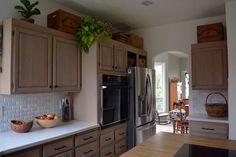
[55,85,58,88]
[49,85,52,88]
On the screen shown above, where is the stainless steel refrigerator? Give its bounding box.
[128,67,156,149]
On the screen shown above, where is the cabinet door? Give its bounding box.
[53,37,80,91]
[114,45,127,72]
[99,42,114,71]
[192,41,227,90]
[4,146,41,157]
[13,27,52,93]
[53,150,74,157]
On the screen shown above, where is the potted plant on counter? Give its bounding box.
[76,16,110,53]
[15,0,41,23]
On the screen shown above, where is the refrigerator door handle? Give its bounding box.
[146,74,152,115]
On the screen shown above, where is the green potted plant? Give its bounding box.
[15,0,41,23]
[76,16,110,53]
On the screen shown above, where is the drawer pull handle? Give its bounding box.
[83,136,93,141]
[202,127,215,131]
[119,132,125,136]
[119,145,125,149]
[84,149,93,154]
[106,152,112,156]
[105,138,112,141]
[54,145,66,151]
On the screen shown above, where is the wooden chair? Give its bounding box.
[172,101,189,134]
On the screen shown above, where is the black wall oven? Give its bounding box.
[100,75,129,128]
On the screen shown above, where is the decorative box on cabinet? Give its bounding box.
[0,18,81,94]
[191,41,228,90]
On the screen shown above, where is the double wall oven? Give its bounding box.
[99,75,129,128]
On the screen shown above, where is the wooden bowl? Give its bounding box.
[11,120,33,133]
[35,117,60,128]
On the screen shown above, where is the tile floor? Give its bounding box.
[156,122,173,134]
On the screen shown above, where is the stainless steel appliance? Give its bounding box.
[128,67,156,149]
[99,75,129,128]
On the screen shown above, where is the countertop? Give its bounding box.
[188,113,228,123]
[121,132,236,157]
[0,120,99,155]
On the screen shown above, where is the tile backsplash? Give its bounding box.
[190,90,228,115]
[0,93,67,132]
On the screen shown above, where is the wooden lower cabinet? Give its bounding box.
[100,122,128,157]
[115,139,127,156]
[75,141,98,157]
[3,146,41,157]
[189,120,228,139]
[43,137,73,157]
[100,145,115,157]
[53,150,74,157]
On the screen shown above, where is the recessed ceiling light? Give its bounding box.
[141,0,154,6]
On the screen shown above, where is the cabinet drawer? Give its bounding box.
[115,127,127,141]
[100,145,115,157]
[115,139,127,156]
[190,121,228,139]
[53,150,74,157]
[43,137,73,157]
[75,130,97,147]
[75,141,98,157]
[4,146,41,157]
[100,132,114,147]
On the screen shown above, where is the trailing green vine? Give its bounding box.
[76,16,110,53]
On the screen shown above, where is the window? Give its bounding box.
[154,62,166,113]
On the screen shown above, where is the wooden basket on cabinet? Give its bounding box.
[205,92,228,117]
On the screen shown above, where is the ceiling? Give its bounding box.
[55,0,225,30]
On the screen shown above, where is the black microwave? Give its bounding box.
[99,75,129,127]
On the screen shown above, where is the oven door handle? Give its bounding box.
[100,85,129,89]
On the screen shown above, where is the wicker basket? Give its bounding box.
[205,92,228,117]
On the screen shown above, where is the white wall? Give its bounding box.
[0,0,84,26]
[226,0,236,140]
[131,15,226,68]
[0,0,84,132]
[132,15,227,115]
[168,54,180,80]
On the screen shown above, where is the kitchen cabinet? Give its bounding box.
[191,41,228,90]
[53,150,74,157]
[100,122,127,157]
[43,136,74,157]
[189,120,228,139]
[98,41,127,73]
[13,26,52,93]
[0,18,81,94]
[75,129,99,157]
[53,37,80,91]
[3,146,41,157]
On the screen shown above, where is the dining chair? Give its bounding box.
[172,101,189,134]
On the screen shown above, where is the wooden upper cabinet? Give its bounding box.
[53,37,80,92]
[191,41,228,90]
[99,42,114,71]
[0,18,81,94]
[114,45,127,72]
[13,27,52,93]
[98,41,127,74]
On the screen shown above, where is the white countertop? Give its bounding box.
[188,113,228,124]
[0,120,99,155]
